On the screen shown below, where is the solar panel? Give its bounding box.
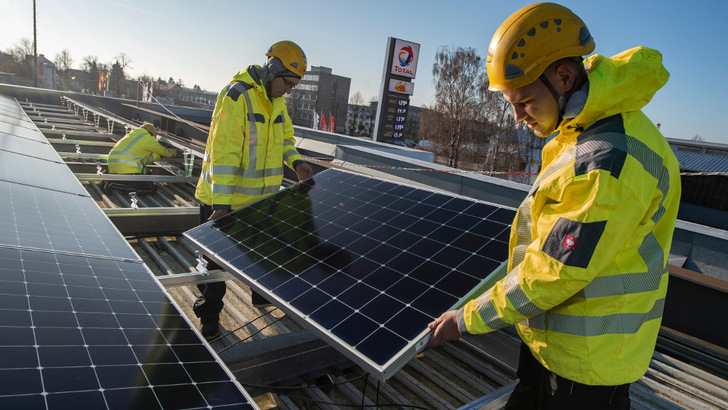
[0,179,137,259]
[0,97,257,408]
[0,130,60,161]
[184,168,515,380]
[0,247,254,409]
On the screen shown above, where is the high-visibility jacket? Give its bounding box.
[107,128,177,174]
[195,66,303,210]
[458,47,681,386]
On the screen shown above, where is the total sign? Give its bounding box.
[390,39,420,79]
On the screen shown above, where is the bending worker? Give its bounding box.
[427,3,681,409]
[104,123,177,196]
[193,41,314,341]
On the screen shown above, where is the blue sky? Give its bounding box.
[1,0,726,144]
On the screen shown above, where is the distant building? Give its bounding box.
[346,101,422,143]
[27,54,56,90]
[345,101,377,137]
[286,66,350,133]
[178,87,218,109]
[152,80,183,105]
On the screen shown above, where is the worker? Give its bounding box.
[426,3,681,409]
[103,123,177,196]
[192,40,314,341]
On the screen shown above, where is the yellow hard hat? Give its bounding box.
[141,123,156,136]
[265,41,308,78]
[486,2,595,91]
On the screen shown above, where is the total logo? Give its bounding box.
[398,46,414,66]
[394,45,416,76]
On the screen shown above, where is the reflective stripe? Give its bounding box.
[211,182,236,195]
[514,146,576,267]
[107,158,141,168]
[526,298,665,336]
[475,288,510,330]
[120,132,147,154]
[503,266,544,317]
[575,270,665,298]
[577,131,671,225]
[234,184,280,196]
[209,164,283,179]
[240,90,258,166]
[209,164,241,176]
[575,233,666,298]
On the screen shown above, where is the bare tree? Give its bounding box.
[349,91,364,106]
[7,38,34,62]
[81,55,100,92]
[54,49,73,90]
[691,134,705,142]
[115,53,132,71]
[431,45,488,168]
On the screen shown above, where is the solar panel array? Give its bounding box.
[0,95,256,409]
[185,168,515,380]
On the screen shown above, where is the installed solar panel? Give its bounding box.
[0,179,137,259]
[0,247,254,409]
[0,98,256,408]
[0,130,60,161]
[185,168,515,380]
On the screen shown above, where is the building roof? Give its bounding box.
[674,148,728,173]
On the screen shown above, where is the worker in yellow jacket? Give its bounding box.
[427,3,681,408]
[104,123,177,195]
[193,41,314,340]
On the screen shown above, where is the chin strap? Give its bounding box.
[539,66,587,129]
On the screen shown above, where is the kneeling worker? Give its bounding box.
[104,123,178,196]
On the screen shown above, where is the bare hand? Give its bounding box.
[294,161,314,181]
[427,310,462,348]
[208,209,228,221]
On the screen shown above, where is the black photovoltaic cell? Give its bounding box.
[185,168,515,379]
[0,180,137,260]
[0,98,255,408]
[0,149,88,196]
[0,248,253,409]
[0,130,60,161]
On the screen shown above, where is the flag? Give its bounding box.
[329,113,335,133]
[312,111,320,129]
[320,111,327,131]
[98,72,103,91]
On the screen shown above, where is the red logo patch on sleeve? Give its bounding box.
[562,234,578,251]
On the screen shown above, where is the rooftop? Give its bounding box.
[1,83,727,409]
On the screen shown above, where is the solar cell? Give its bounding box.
[0,130,60,161]
[185,168,515,380]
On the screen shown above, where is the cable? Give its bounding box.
[239,373,367,391]
[214,310,283,354]
[137,80,210,135]
[278,393,430,409]
[361,373,369,408]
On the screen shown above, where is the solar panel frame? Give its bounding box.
[184,168,514,380]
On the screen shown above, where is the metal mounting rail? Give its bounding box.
[76,173,194,183]
[156,269,236,287]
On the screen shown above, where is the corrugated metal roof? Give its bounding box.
[673,149,728,173]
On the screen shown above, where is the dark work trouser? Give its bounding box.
[102,177,157,196]
[505,341,631,410]
[193,204,227,321]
